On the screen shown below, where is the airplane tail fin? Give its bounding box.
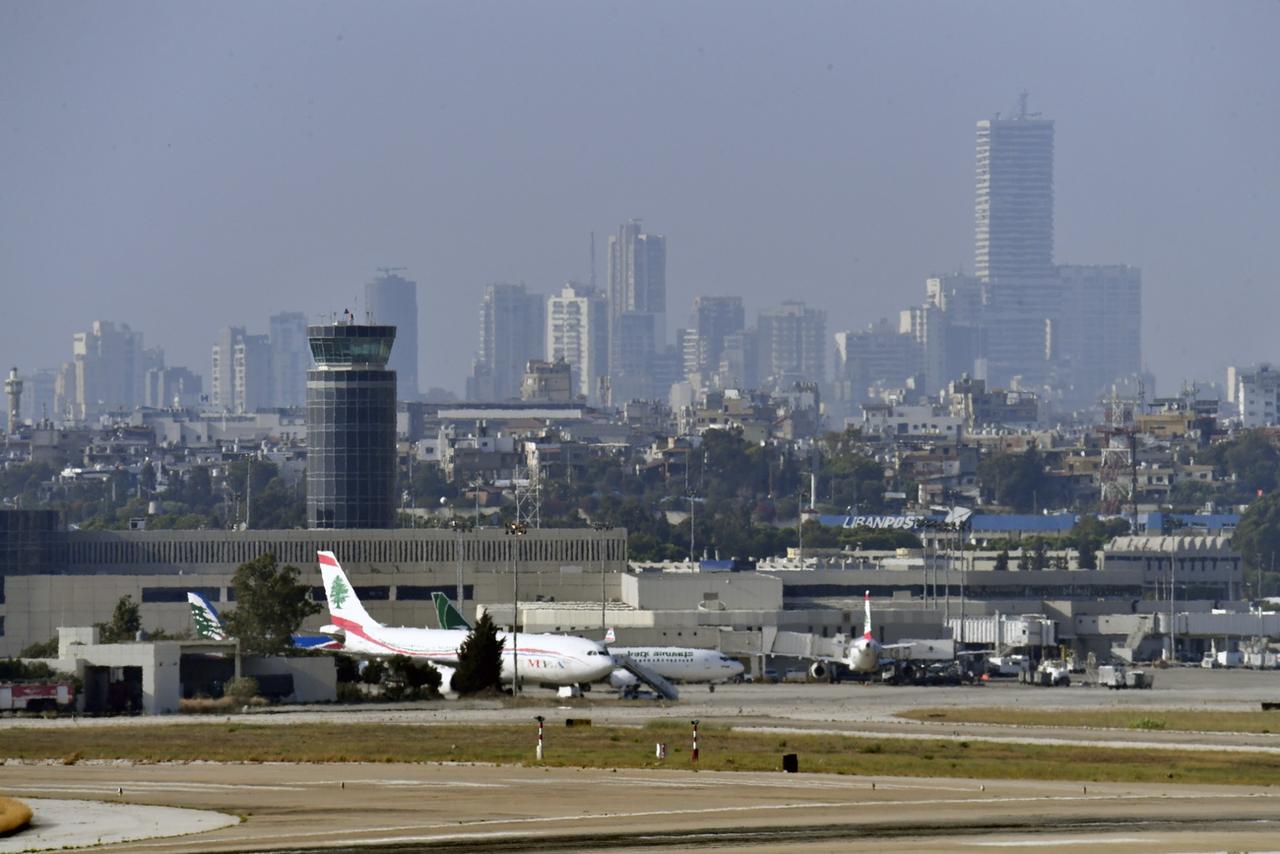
[604,627,616,644]
[863,590,873,641]
[188,592,226,641]
[432,591,471,630]
[317,551,378,629]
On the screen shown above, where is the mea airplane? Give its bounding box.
[318,551,613,692]
[186,592,341,651]
[814,591,913,678]
[431,592,742,689]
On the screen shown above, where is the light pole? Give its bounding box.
[507,521,528,697]
[797,490,805,568]
[450,518,469,615]
[592,522,611,640]
[689,492,696,564]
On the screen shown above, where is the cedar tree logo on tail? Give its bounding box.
[329,576,350,609]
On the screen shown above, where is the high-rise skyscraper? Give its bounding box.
[689,296,745,379]
[233,334,272,413]
[211,326,245,411]
[757,301,826,390]
[68,321,146,421]
[467,283,545,401]
[306,318,398,529]
[975,93,1055,283]
[607,219,666,329]
[365,270,419,401]
[546,282,608,403]
[970,95,1060,389]
[607,220,666,391]
[212,327,270,413]
[269,311,310,407]
[1055,264,1142,398]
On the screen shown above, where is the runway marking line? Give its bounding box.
[123,790,1280,850]
[964,838,1148,847]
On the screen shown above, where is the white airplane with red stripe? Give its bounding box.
[845,590,913,673]
[316,551,614,691]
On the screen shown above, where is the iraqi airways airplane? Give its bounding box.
[317,551,614,691]
[603,629,744,688]
[430,592,742,689]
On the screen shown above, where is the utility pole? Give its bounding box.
[797,490,804,568]
[592,522,610,640]
[507,522,528,697]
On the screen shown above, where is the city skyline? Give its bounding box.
[3,3,1278,398]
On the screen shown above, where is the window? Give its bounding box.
[143,587,217,604]
[396,585,474,601]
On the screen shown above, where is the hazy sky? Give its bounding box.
[3,2,1278,397]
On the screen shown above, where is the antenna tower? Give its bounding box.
[514,465,542,529]
[1098,389,1139,528]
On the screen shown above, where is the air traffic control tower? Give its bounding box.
[306,318,398,529]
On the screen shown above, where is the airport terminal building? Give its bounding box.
[0,511,627,657]
[0,509,1253,667]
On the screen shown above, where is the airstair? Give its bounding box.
[612,653,679,701]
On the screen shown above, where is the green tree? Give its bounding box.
[98,595,142,643]
[1234,492,1280,597]
[978,447,1052,512]
[382,654,443,700]
[19,637,59,658]
[223,553,321,655]
[1070,515,1129,569]
[1030,538,1050,571]
[452,612,504,694]
[994,549,1010,571]
[140,462,157,495]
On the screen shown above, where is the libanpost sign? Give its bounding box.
[817,515,925,530]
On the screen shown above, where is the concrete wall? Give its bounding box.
[242,656,336,703]
[623,571,783,611]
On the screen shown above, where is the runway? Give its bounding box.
[4,668,1280,851]
[4,762,1280,853]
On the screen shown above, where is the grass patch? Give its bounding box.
[3,722,1280,787]
[1131,718,1166,731]
[898,707,1280,734]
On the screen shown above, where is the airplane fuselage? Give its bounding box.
[609,646,744,685]
[331,618,613,686]
[847,638,881,673]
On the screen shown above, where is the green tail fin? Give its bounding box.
[432,592,471,630]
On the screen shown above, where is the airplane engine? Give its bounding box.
[808,661,827,680]
[433,664,460,699]
[608,668,638,689]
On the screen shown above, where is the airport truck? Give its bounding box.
[0,681,75,712]
[1096,665,1154,690]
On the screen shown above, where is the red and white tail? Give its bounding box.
[317,551,378,629]
[863,590,873,641]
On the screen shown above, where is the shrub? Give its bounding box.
[226,677,260,704]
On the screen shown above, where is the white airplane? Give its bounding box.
[603,629,744,689]
[316,551,614,692]
[805,591,913,679]
[431,592,742,693]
